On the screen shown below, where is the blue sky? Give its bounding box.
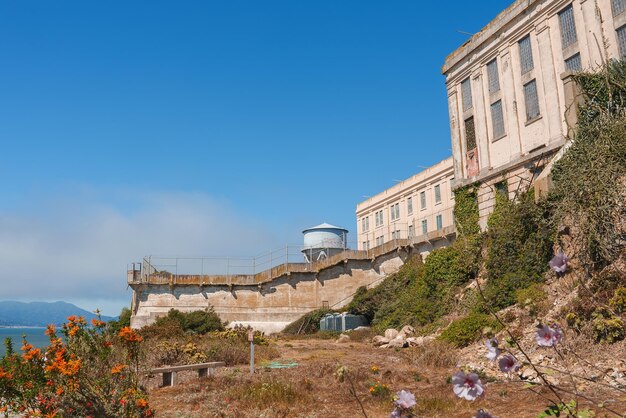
[0,1,511,315]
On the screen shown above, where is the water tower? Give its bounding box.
[301,222,349,263]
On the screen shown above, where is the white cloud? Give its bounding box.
[0,190,283,316]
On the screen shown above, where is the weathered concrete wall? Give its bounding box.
[130,249,408,333]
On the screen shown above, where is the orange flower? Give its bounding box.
[110,364,126,374]
[91,318,105,327]
[23,347,41,361]
[135,398,148,408]
[45,324,56,336]
[0,367,13,380]
[44,412,57,418]
[21,342,33,352]
[118,327,143,343]
[67,315,77,322]
[67,323,80,337]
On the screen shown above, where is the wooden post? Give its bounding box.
[248,329,255,374]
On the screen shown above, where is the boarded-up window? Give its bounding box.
[558,5,577,49]
[420,191,426,209]
[434,185,441,203]
[421,219,428,235]
[436,214,443,230]
[612,0,626,16]
[518,35,534,74]
[487,59,500,94]
[491,100,505,138]
[461,78,472,111]
[465,117,476,150]
[565,53,582,72]
[524,80,540,120]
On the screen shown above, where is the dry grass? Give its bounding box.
[149,338,615,417]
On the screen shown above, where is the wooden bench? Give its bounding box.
[150,362,225,387]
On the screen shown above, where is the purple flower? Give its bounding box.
[536,324,563,347]
[498,354,520,373]
[394,390,416,409]
[485,338,500,361]
[452,371,485,401]
[474,410,496,418]
[549,252,569,275]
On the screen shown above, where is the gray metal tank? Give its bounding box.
[301,222,348,263]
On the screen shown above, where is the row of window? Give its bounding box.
[360,183,450,232]
[460,3,593,151]
[361,214,446,249]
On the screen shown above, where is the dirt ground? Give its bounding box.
[146,336,625,418]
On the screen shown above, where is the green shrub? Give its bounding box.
[591,308,625,344]
[609,287,626,314]
[516,283,548,316]
[148,308,224,335]
[482,191,553,311]
[438,312,502,348]
[108,307,131,334]
[551,60,626,268]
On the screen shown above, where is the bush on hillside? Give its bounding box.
[282,308,334,335]
[142,308,224,337]
[481,190,553,311]
[551,59,626,269]
[438,312,502,348]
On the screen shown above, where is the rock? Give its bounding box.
[387,337,408,348]
[372,335,390,347]
[378,344,389,349]
[337,334,350,343]
[384,329,399,340]
[352,326,371,332]
[398,325,415,339]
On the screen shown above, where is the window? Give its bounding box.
[366,216,369,231]
[487,59,500,94]
[465,117,476,150]
[375,210,384,227]
[491,100,505,138]
[434,185,441,204]
[420,191,426,209]
[565,53,582,72]
[518,35,534,74]
[612,0,626,17]
[407,197,413,215]
[362,241,369,251]
[361,217,368,232]
[408,225,414,239]
[524,80,540,120]
[391,229,401,240]
[618,25,626,57]
[450,178,455,199]
[558,5,577,49]
[461,77,472,111]
[390,203,400,221]
[436,214,443,230]
[376,236,384,246]
[495,181,508,200]
[421,219,428,235]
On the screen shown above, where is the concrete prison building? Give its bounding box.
[443,0,626,228]
[356,157,456,255]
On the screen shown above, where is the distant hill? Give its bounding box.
[0,301,114,327]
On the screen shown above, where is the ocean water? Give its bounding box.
[0,327,49,357]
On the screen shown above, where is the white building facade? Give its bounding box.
[356,157,455,254]
[443,0,625,227]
